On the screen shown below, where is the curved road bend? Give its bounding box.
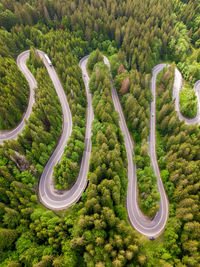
[104,57,169,237]
[0,50,93,210]
[2,50,199,234]
[0,51,36,144]
[38,55,93,209]
[105,59,200,237]
[173,68,200,124]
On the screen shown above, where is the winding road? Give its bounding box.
[0,50,92,210]
[1,50,199,237]
[104,60,169,237]
[39,55,93,209]
[173,68,200,124]
[0,51,36,143]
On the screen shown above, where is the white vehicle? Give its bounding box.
[44,54,52,66]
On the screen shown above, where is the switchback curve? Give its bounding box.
[173,68,200,124]
[38,55,93,209]
[106,60,199,237]
[1,51,199,237]
[0,50,92,210]
[104,59,169,238]
[0,51,36,143]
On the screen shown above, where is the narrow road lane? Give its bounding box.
[173,68,200,124]
[0,51,36,143]
[0,50,92,210]
[107,60,199,237]
[104,58,169,237]
[38,55,92,209]
[1,51,199,236]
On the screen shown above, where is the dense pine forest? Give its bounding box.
[0,57,29,130]
[0,0,200,266]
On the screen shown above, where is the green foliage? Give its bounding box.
[15,53,63,170]
[133,139,160,218]
[7,261,21,267]
[177,47,200,83]
[0,228,18,250]
[0,9,17,31]
[27,47,43,77]
[170,2,200,84]
[42,31,87,190]
[173,0,200,48]
[87,49,104,74]
[156,66,200,265]
[53,129,85,189]
[0,57,29,130]
[180,84,197,118]
[112,57,158,218]
[69,54,143,266]
[137,167,160,217]
[89,62,111,94]
[0,0,199,265]
[33,255,53,267]
[168,22,190,62]
[110,54,121,77]
[117,69,151,142]
[109,51,128,77]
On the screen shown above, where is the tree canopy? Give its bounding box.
[0,0,200,266]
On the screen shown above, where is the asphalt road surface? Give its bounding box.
[0,50,92,210]
[173,68,200,124]
[0,51,36,144]
[38,54,92,209]
[105,60,199,237]
[104,58,169,237]
[1,51,199,236]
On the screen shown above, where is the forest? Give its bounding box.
[0,0,200,266]
[0,57,29,130]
